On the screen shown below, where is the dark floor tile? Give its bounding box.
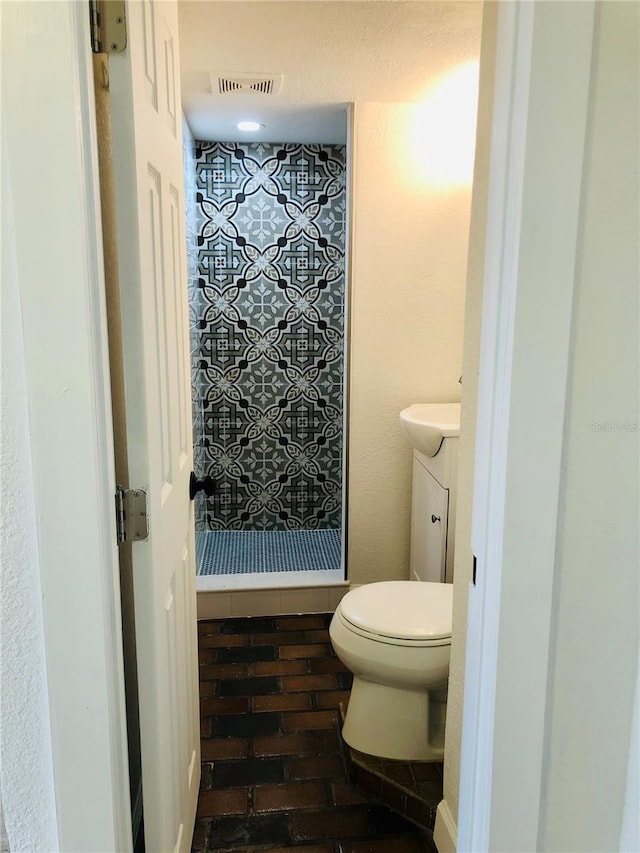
[280,643,332,660]
[351,768,382,800]
[336,672,353,690]
[253,731,323,758]
[414,779,443,805]
[251,631,307,645]
[194,616,433,853]
[282,709,338,731]
[321,731,341,753]
[213,758,284,788]
[201,738,248,761]
[218,676,280,697]
[199,763,213,791]
[200,697,249,717]
[290,807,371,842]
[220,617,277,634]
[253,693,312,713]
[304,629,333,643]
[259,846,334,853]
[404,796,435,830]
[199,634,250,652]
[253,659,307,676]
[368,804,420,836]
[315,690,351,710]
[331,780,369,807]
[200,663,250,680]
[287,754,345,780]
[283,673,337,692]
[380,762,414,789]
[191,817,210,852]
[199,680,216,698]
[208,813,290,850]
[379,780,407,815]
[211,711,280,738]
[307,658,349,674]
[216,645,277,664]
[254,781,327,813]
[338,838,429,853]
[352,752,384,773]
[411,762,443,782]
[197,788,248,817]
[276,615,327,631]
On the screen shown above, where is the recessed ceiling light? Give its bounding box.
[236,121,263,132]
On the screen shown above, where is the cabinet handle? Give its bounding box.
[431,514,441,523]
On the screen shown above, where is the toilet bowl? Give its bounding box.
[329,580,453,761]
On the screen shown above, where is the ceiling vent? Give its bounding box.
[213,74,283,96]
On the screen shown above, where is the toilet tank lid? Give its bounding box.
[340,581,453,641]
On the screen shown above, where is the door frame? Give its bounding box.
[457,2,596,850]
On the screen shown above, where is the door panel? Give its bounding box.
[108,1,200,850]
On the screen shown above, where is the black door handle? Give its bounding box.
[189,472,216,500]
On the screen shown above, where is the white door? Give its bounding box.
[108,2,200,850]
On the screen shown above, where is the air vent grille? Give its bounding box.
[214,74,282,96]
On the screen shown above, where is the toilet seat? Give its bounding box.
[337,581,453,647]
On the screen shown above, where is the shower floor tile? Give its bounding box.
[196,529,342,576]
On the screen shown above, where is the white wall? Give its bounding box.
[441,2,639,848]
[1,130,59,853]
[539,2,639,847]
[347,102,475,585]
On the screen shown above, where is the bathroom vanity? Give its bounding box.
[410,437,458,583]
[399,403,461,584]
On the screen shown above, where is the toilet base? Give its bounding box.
[341,676,445,762]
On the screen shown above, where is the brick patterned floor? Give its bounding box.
[193,614,436,852]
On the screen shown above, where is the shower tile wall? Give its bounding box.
[184,120,208,526]
[192,142,346,531]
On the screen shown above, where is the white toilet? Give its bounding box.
[329,580,453,762]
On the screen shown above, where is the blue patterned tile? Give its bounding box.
[190,143,346,531]
[196,529,341,575]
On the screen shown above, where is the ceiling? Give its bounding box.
[178,1,483,143]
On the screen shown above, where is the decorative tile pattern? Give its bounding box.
[196,529,341,575]
[192,142,346,531]
[183,120,208,525]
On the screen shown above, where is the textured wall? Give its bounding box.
[1,130,59,852]
[347,103,472,586]
[539,3,639,847]
[192,142,346,531]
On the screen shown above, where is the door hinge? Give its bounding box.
[89,0,127,54]
[115,487,149,544]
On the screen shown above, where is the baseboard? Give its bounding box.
[197,583,350,619]
[433,798,457,853]
[131,780,143,851]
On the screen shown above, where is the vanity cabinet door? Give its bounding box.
[411,458,449,583]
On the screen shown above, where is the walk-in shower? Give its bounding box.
[185,138,348,584]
